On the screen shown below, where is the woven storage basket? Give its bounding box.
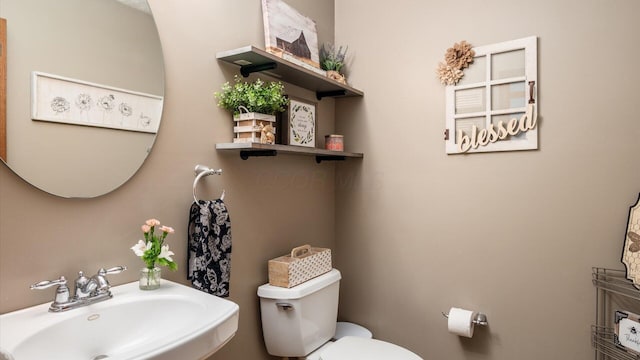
[268,244,332,288]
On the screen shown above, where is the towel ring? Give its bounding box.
[193,164,224,203]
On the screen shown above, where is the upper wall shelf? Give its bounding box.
[216,46,364,100]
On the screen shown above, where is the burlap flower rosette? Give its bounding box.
[437,40,475,85]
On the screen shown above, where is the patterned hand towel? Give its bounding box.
[187,199,232,297]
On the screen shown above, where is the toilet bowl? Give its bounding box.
[257,269,423,359]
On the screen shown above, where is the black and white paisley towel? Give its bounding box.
[187,199,232,297]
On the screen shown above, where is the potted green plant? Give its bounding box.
[320,43,348,84]
[215,75,288,115]
[215,75,288,144]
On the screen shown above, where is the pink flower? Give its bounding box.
[160,226,175,234]
[141,224,151,233]
[145,218,160,227]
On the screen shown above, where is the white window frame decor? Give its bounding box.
[445,36,538,154]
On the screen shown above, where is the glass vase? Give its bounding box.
[139,267,161,290]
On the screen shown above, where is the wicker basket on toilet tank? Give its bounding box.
[268,245,332,288]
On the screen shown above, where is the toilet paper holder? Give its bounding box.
[441,311,488,326]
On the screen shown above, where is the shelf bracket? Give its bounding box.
[316,90,346,100]
[240,149,277,160]
[240,62,277,77]
[315,155,346,163]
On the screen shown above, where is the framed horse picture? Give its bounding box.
[261,0,323,75]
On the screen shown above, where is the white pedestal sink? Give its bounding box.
[0,280,239,360]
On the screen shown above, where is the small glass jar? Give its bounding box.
[325,134,344,151]
[139,267,161,290]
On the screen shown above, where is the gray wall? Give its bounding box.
[0,1,335,359]
[334,0,640,359]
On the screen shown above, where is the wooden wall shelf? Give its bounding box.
[216,46,364,163]
[216,143,363,163]
[216,46,363,100]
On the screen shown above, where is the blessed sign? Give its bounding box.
[456,104,537,153]
[443,36,538,154]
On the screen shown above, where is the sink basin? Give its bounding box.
[0,280,239,360]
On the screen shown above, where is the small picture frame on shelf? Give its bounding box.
[286,98,316,148]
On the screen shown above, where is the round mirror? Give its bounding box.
[0,0,165,198]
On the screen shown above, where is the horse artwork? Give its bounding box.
[261,0,323,74]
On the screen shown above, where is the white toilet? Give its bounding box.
[258,269,423,359]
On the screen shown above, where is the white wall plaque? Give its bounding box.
[31,71,163,133]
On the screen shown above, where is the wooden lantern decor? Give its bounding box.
[233,111,276,144]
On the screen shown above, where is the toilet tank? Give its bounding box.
[258,269,341,357]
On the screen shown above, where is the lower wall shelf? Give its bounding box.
[215,143,364,163]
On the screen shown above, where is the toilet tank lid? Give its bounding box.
[258,269,341,299]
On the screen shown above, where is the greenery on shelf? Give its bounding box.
[215,75,289,115]
[320,43,348,73]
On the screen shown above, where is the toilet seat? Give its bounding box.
[318,336,423,360]
[333,322,372,340]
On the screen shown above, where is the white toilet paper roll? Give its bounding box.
[447,307,477,338]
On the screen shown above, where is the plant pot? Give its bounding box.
[139,267,161,290]
[326,70,346,84]
[232,112,276,144]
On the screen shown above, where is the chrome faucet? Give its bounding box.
[30,266,127,312]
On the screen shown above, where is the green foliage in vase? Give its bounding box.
[214,75,289,116]
[320,43,348,73]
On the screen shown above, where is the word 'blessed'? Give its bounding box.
[456,104,537,153]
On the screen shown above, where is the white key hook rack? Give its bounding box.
[193,164,224,202]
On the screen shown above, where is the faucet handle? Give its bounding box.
[30,276,67,290]
[99,266,127,276]
[30,276,70,306]
[92,266,127,294]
